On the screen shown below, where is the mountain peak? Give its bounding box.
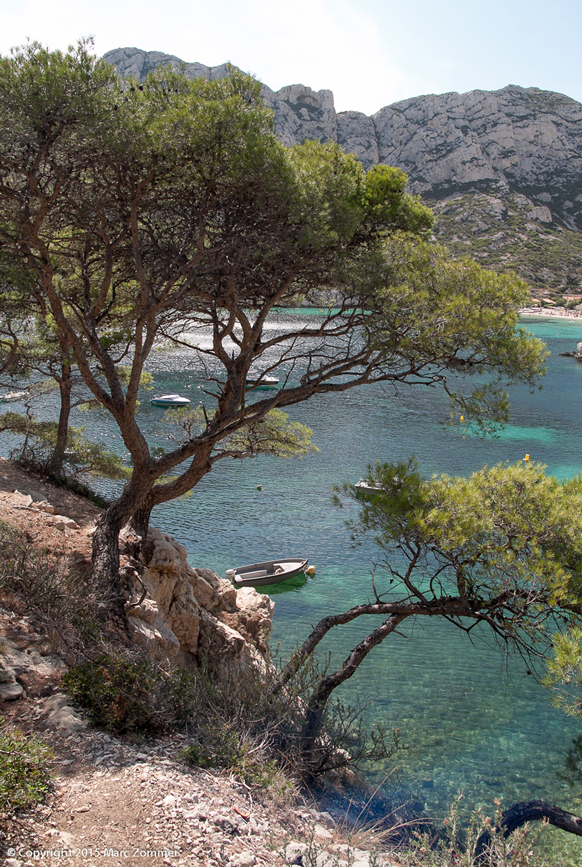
[103,47,582,292]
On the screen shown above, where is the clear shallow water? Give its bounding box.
[5,313,582,861]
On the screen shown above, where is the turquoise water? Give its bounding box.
[6,313,582,861]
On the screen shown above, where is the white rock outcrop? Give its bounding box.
[2,480,275,674]
[125,528,274,670]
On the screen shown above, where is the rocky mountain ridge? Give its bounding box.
[104,47,582,294]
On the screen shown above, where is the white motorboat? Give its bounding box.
[355,479,383,495]
[0,391,26,403]
[226,558,308,587]
[150,394,191,408]
[246,375,280,389]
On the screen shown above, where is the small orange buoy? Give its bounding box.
[305,566,316,576]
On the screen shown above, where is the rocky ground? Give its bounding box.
[0,460,398,867]
[0,459,98,561]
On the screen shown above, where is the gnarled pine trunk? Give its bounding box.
[301,614,404,768]
[91,479,153,612]
[46,360,72,475]
[126,494,154,546]
[91,503,128,604]
[474,800,582,862]
[90,446,215,615]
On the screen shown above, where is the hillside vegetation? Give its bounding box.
[429,190,582,298]
[106,48,582,297]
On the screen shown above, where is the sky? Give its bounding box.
[1,0,581,115]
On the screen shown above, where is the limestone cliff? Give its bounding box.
[122,527,274,671]
[104,47,582,293]
[0,471,274,676]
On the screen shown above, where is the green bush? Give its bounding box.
[62,653,160,733]
[178,721,283,789]
[63,646,398,790]
[179,724,245,770]
[62,653,199,734]
[0,720,52,813]
[154,667,200,728]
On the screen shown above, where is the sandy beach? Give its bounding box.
[519,307,582,322]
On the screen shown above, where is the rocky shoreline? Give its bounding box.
[0,458,276,676]
[0,601,387,867]
[0,460,398,867]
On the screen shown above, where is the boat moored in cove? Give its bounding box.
[245,375,280,389]
[0,391,26,402]
[226,558,308,587]
[150,394,191,407]
[355,479,383,495]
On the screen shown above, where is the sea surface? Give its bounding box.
[4,312,582,862]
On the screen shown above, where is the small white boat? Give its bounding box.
[355,479,383,495]
[246,375,280,389]
[150,394,191,408]
[226,558,308,588]
[0,391,26,403]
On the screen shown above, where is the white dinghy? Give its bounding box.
[226,558,308,588]
[0,391,26,403]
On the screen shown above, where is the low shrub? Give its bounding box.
[62,653,159,733]
[0,718,52,813]
[62,649,375,790]
[0,520,112,659]
[153,667,200,729]
[178,722,285,790]
[62,653,200,734]
[397,797,544,867]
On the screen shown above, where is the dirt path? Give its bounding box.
[0,460,393,867]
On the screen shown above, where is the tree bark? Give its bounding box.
[473,800,582,862]
[301,614,405,761]
[46,360,71,475]
[90,476,154,599]
[90,445,215,597]
[0,327,19,377]
[91,502,127,598]
[126,494,154,545]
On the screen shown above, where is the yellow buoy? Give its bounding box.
[305,566,316,576]
[460,415,464,423]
